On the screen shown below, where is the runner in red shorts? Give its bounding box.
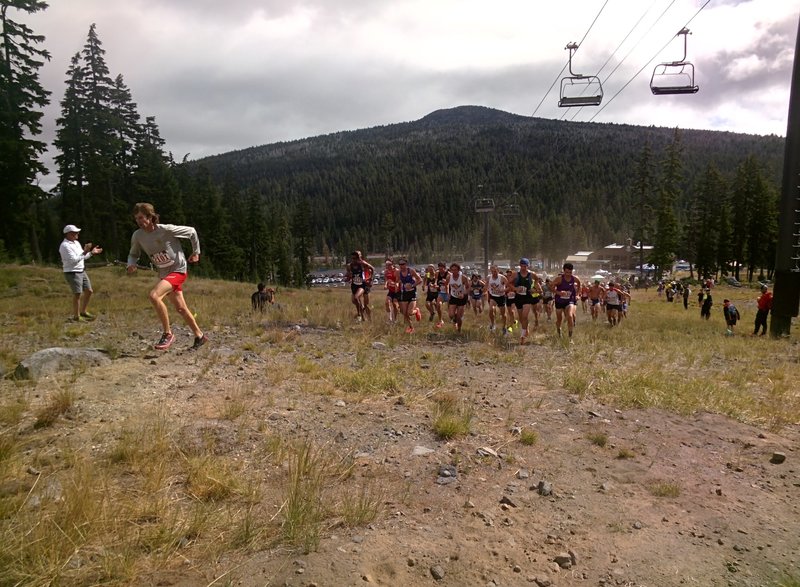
[127,202,208,351]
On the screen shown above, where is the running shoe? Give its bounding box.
[69,316,87,322]
[190,334,209,350]
[79,312,96,321]
[414,307,422,321]
[428,313,434,322]
[489,324,496,332]
[405,326,414,334]
[435,321,444,329]
[154,332,175,350]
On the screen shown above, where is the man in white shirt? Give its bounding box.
[59,224,102,321]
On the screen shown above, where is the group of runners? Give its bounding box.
[344,253,634,344]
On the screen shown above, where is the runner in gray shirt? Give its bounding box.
[126,202,208,351]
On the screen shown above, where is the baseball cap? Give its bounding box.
[519,258,530,266]
[63,224,81,234]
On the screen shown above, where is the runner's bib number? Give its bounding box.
[150,251,173,269]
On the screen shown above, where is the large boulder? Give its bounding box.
[13,347,110,380]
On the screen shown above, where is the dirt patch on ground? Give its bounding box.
[5,314,799,587]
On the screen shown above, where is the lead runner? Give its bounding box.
[126,202,208,351]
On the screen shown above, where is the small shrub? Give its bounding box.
[616,448,635,459]
[0,433,16,470]
[587,431,608,448]
[221,398,248,421]
[186,456,238,502]
[340,482,383,527]
[431,394,473,440]
[0,395,27,427]
[649,481,681,498]
[33,389,75,429]
[519,428,538,446]
[281,441,327,553]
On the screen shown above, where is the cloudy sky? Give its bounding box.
[17,0,798,185]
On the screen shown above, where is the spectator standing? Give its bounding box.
[753,284,773,336]
[700,288,713,320]
[59,224,102,322]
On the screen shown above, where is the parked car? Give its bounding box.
[725,276,742,287]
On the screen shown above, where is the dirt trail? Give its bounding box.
[10,320,799,587]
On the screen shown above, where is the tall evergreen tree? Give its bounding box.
[292,198,313,287]
[0,0,50,260]
[54,52,87,225]
[631,139,655,276]
[650,130,683,276]
[739,157,778,281]
[689,163,727,279]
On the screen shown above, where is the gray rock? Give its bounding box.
[371,342,387,350]
[554,553,573,569]
[568,549,578,566]
[334,399,347,407]
[439,465,457,478]
[430,565,445,581]
[435,476,457,485]
[534,575,552,587]
[770,452,786,464]
[499,495,518,508]
[14,347,110,380]
[516,469,530,479]
[537,480,553,496]
[412,446,435,456]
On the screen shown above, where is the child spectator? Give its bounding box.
[722,299,741,335]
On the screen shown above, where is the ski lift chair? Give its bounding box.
[558,42,603,107]
[650,28,699,95]
[474,198,496,213]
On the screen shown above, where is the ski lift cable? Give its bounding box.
[531,0,611,117]
[514,1,677,192]
[566,0,678,122]
[587,0,712,123]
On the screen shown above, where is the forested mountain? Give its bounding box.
[189,105,784,267]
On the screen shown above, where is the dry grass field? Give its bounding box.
[0,263,798,587]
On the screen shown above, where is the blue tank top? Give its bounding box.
[400,269,416,291]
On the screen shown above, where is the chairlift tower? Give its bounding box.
[473,190,522,277]
[770,14,800,337]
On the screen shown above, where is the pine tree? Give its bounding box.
[740,157,778,281]
[689,164,727,279]
[54,52,87,225]
[274,212,293,286]
[292,198,313,287]
[631,139,655,276]
[650,130,683,277]
[0,0,51,261]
